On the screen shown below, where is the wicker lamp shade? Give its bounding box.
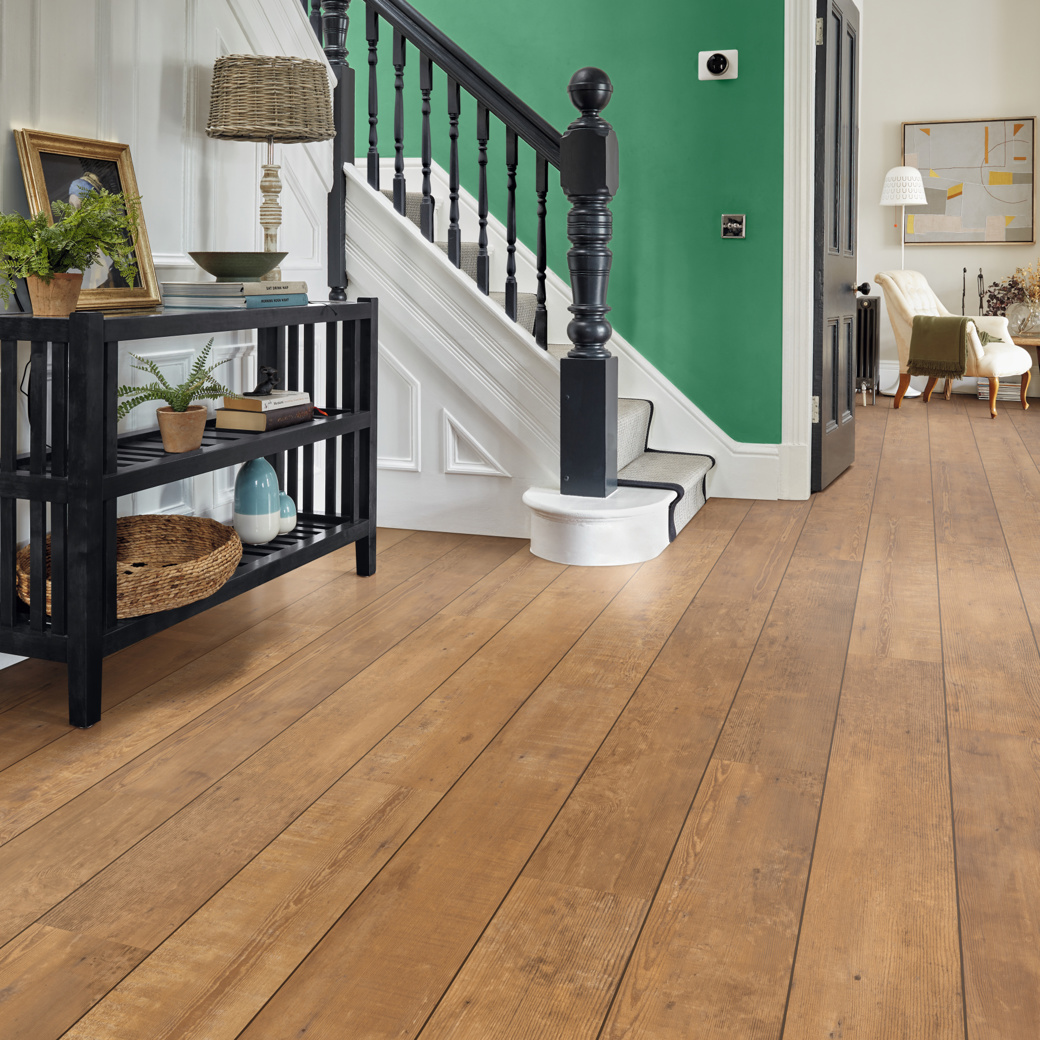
[206,54,335,144]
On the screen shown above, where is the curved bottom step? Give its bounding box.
[523,485,675,566]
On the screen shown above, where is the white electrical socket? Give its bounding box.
[698,50,738,80]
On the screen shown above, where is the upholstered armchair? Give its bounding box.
[874,270,1033,417]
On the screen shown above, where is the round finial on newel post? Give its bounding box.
[568,67,613,117]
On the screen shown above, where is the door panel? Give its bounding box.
[812,0,859,492]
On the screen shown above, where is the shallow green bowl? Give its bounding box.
[188,251,288,282]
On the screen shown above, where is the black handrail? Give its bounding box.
[365,0,562,169]
[314,2,620,499]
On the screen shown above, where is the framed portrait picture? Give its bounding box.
[13,129,160,310]
[902,117,1035,245]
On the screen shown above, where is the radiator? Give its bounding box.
[855,296,880,404]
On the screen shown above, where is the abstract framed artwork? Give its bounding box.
[13,129,160,310]
[902,117,1035,245]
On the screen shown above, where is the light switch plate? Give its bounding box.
[698,50,738,80]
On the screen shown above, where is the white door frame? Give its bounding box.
[780,0,819,500]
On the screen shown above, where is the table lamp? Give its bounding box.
[206,54,335,280]
[879,165,927,270]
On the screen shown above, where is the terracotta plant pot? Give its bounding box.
[156,405,208,453]
[26,271,84,317]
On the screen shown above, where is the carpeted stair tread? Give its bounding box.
[619,450,714,540]
[618,398,652,470]
[489,291,537,335]
[381,188,424,227]
[437,241,480,281]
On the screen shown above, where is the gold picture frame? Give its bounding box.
[14,129,160,311]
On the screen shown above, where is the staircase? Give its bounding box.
[312,0,715,559]
[383,188,715,543]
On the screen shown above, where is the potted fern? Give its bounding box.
[116,340,239,453]
[0,189,141,316]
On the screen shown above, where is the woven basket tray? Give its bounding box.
[15,514,243,619]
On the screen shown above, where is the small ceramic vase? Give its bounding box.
[279,491,297,535]
[233,458,280,544]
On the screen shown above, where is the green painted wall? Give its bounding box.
[353,0,785,443]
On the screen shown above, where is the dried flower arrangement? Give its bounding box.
[983,273,1024,316]
[1017,259,1040,303]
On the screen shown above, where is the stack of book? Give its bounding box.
[161,281,309,310]
[215,390,314,432]
[977,378,1023,402]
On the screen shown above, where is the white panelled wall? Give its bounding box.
[0,0,332,668]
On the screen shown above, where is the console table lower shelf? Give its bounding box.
[4,512,370,656]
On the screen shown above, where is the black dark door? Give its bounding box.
[812,0,859,492]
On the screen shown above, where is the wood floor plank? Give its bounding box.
[0,925,145,1040]
[232,500,747,1040]
[418,500,810,1040]
[57,555,630,1040]
[784,397,963,1039]
[929,406,1040,1040]
[950,729,1040,1040]
[41,545,532,950]
[600,418,880,1040]
[0,536,520,948]
[426,877,648,1040]
[970,416,1040,634]
[61,778,440,1040]
[602,760,822,1040]
[782,657,962,1040]
[0,530,468,843]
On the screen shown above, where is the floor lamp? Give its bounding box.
[879,165,928,396]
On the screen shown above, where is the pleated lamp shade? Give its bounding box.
[879,166,927,206]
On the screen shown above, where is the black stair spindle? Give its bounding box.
[366,5,379,189]
[534,154,549,348]
[559,67,620,498]
[321,0,353,302]
[308,0,323,42]
[505,127,518,322]
[476,103,490,294]
[420,54,435,241]
[393,29,407,216]
[447,77,462,267]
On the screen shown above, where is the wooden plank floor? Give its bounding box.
[2,392,1040,1039]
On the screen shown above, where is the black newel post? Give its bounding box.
[321,0,355,302]
[559,68,619,498]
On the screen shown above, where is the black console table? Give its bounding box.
[0,301,377,728]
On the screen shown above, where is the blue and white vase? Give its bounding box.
[233,458,280,544]
[279,491,297,535]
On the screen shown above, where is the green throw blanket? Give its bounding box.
[907,315,971,378]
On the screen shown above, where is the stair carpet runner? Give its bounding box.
[382,190,715,540]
